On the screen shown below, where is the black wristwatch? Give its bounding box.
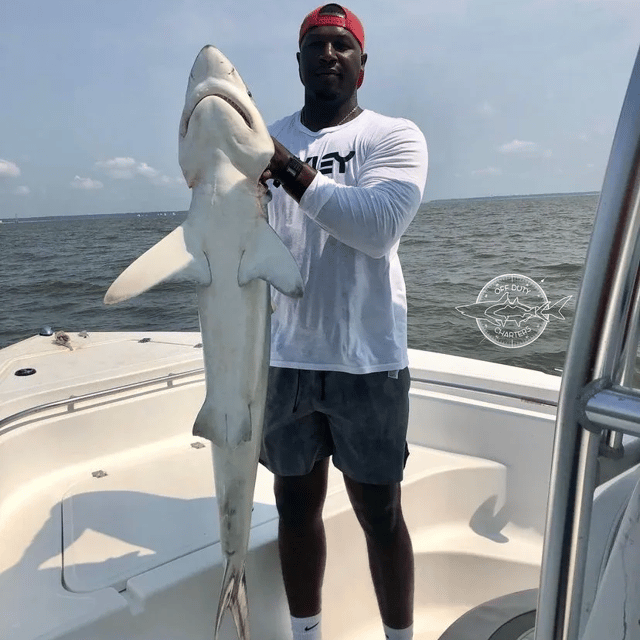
[273,156,304,188]
[284,156,304,179]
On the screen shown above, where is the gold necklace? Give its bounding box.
[302,104,360,128]
[336,104,360,125]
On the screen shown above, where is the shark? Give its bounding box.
[104,45,304,639]
[456,293,572,327]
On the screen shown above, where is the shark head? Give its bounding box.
[179,46,274,187]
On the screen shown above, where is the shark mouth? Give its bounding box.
[183,91,253,136]
[212,94,252,128]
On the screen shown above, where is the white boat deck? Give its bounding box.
[0,437,542,640]
[0,332,561,639]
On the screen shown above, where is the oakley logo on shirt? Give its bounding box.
[306,151,355,175]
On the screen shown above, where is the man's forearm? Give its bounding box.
[269,137,317,203]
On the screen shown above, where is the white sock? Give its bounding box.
[291,613,322,640]
[383,623,413,639]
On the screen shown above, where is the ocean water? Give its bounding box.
[0,193,597,375]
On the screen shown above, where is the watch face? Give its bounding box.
[286,157,303,178]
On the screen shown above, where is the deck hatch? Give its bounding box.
[60,439,276,593]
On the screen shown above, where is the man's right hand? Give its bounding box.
[259,137,317,203]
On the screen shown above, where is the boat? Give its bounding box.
[2,44,640,640]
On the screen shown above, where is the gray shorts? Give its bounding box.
[259,367,411,485]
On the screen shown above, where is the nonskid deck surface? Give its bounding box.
[0,432,542,640]
[0,331,206,421]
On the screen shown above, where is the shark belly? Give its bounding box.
[193,238,271,450]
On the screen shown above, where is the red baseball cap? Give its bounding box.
[299,5,365,52]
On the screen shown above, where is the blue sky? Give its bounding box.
[1,0,638,217]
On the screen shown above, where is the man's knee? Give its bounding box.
[274,458,329,528]
[345,478,404,545]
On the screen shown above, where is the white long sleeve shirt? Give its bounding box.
[268,109,428,374]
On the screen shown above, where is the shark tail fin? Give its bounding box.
[104,225,211,305]
[214,560,250,640]
[541,295,572,320]
[238,218,303,298]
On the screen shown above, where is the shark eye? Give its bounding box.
[247,89,252,98]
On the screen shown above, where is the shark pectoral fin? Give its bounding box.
[237,221,304,298]
[104,225,211,304]
[193,399,252,448]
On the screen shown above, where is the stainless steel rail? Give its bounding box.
[586,387,640,434]
[411,376,557,407]
[0,370,555,437]
[0,367,205,434]
[600,261,640,457]
[534,46,640,640]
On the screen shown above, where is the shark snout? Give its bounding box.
[188,45,242,90]
[179,46,273,185]
[180,46,256,139]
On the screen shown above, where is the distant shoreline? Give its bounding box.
[0,211,188,224]
[427,191,599,204]
[0,190,601,222]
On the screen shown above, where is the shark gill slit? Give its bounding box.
[202,250,212,286]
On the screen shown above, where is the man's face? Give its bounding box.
[297,25,366,101]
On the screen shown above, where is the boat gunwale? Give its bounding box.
[0,367,558,436]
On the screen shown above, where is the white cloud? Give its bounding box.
[472,166,502,177]
[136,162,160,179]
[14,185,30,195]
[0,159,20,179]
[496,141,553,161]
[498,140,538,154]
[96,157,137,179]
[71,176,104,190]
[95,157,179,186]
[159,175,186,187]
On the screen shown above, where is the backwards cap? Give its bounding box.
[299,5,365,52]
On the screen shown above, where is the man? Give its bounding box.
[260,5,428,640]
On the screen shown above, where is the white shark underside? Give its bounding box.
[105,45,303,639]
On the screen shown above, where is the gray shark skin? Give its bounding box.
[104,45,303,639]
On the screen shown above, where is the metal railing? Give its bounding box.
[0,369,555,437]
[534,46,640,640]
[0,368,205,435]
[410,376,558,407]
